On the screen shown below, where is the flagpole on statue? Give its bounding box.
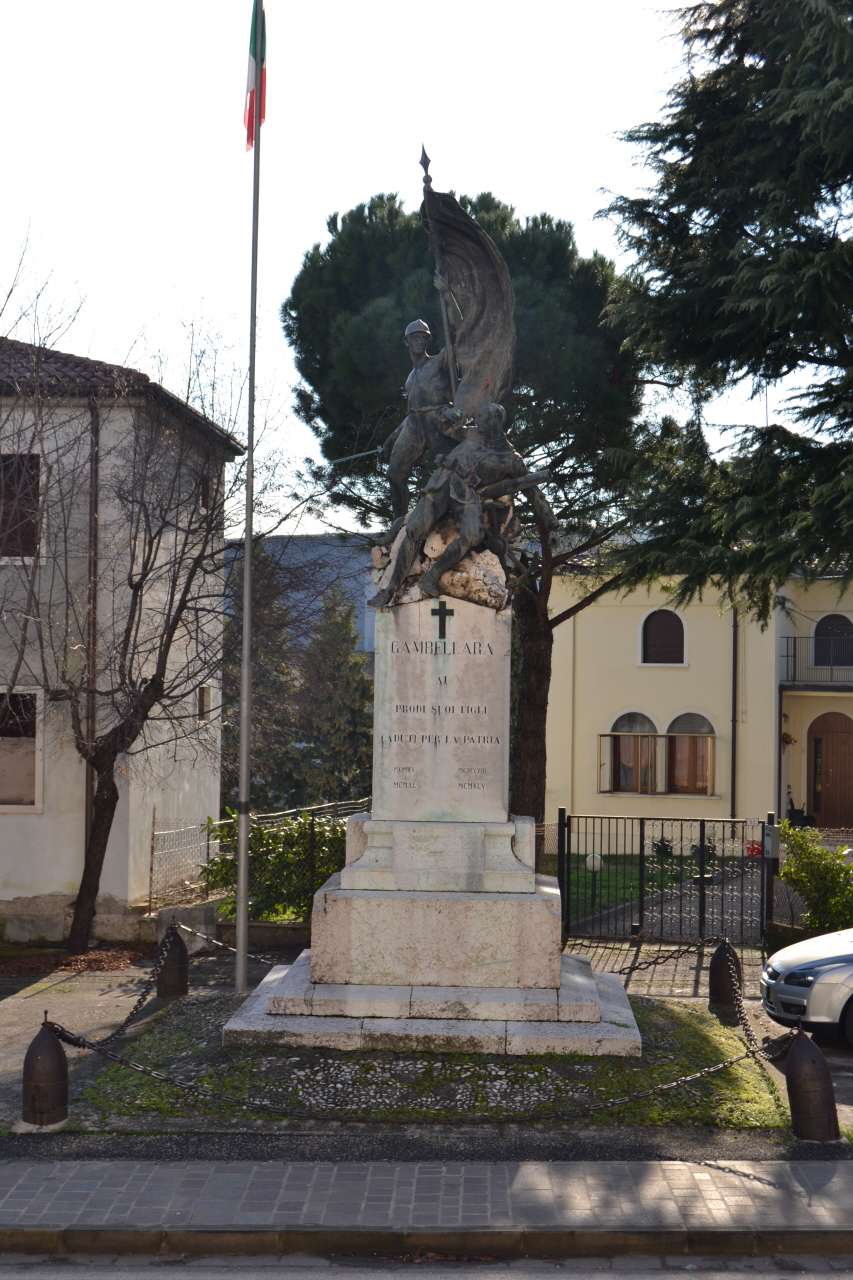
[236,0,266,994]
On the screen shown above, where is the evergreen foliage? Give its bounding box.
[610,416,853,623]
[221,543,303,811]
[779,820,853,932]
[604,0,853,618]
[294,586,373,804]
[608,0,853,430]
[202,811,346,921]
[221,551,372,813]
[282,192,643,528]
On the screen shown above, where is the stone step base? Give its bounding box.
[266,950,600,1022]
[222,965,641,1057]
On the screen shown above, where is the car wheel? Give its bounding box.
[842,997,853,1048]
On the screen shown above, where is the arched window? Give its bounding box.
[667,713,714,735]
[814,614,853,667]
[642,610,684,663]
[611,712,656,733]
[666,713,715,795]
[610,712,657,792]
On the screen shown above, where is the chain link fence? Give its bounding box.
[148,797,371,914]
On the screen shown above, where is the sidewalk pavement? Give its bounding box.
[1,1161,853,1257]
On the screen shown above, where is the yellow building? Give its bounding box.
[544,580,853,831]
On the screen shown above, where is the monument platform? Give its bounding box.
[224,597,641,1058]
[222,952,641,1055]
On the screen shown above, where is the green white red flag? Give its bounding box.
[244,0,266,151]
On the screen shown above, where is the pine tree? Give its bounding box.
[221,543,305,812]
[605,0,853,613]
[608,0,853,430]
[295,586,373,803]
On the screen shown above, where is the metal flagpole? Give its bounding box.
[236,0,264,994]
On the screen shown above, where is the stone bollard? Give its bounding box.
[708,939,743,1008]
[22,1014,68,1127]
[156,926,189,999]
[785,1030,840,1141]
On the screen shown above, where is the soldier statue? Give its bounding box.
[381,313,465,526]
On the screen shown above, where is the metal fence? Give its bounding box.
[782,636,853,683]
[147,796,371,913]
[541,812,770,946]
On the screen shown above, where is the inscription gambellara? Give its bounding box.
[390,640,494,656]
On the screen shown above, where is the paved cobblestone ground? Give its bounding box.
[0,1161,851,1232]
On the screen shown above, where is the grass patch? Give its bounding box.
[76,993,788,1130]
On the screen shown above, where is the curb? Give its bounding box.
[1,1227,853,1257]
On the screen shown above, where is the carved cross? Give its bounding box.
[431,598,454,639]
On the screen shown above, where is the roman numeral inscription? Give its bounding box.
[371,597,511,824]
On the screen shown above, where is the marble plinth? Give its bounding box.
[309,872,562,989]
[222,958,642,1057]
[340,814,535,893]
[269,950,600,1021]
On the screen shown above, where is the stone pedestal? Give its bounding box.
[311,871,561,988]
[224,597,640,1056]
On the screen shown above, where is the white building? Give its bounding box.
[0,338,242,942]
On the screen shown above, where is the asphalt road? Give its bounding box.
[0,1256,847,1276]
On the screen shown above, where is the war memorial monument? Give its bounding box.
[225,161,640,1056]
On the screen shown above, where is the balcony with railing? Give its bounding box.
[782,636,853,686]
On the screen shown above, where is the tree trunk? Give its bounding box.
[66,765,120,954]
[510,586,553,824]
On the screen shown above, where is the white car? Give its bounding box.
[761,929,853,1041]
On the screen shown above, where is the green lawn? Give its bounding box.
[538,853,701,921]
[76,993,787,1130]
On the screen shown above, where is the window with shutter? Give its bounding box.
[610,712,657,792]
[0,694,37,805]
[666,713,714,794]
[0,455,39,558]
[642,610,684,663]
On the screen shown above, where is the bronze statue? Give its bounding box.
[369,156,560,609]
[369,403,559,606]
[381,316,464,524]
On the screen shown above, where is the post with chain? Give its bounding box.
[786,1031,840,1141]
[708,938,742,1010]
[156,923,189,999]
[22,1013,68,1127]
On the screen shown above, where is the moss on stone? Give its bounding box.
[75,992,788,1131]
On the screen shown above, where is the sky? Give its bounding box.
[0,0,790,527]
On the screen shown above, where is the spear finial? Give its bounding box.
[420,145,432,188]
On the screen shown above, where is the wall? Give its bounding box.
[544,583,778,823]
[0,396,224,938]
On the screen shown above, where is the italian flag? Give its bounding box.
[244,0,266,151]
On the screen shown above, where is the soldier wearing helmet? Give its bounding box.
[380,317,464,528]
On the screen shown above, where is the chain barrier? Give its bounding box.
[92,924,179,1047]
[174,922,279,968]
[724,939,762,1051]
[617,936,726,977]
[42,923,792,1127]
[46,1015,793,1127]
[564,935,726,975]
